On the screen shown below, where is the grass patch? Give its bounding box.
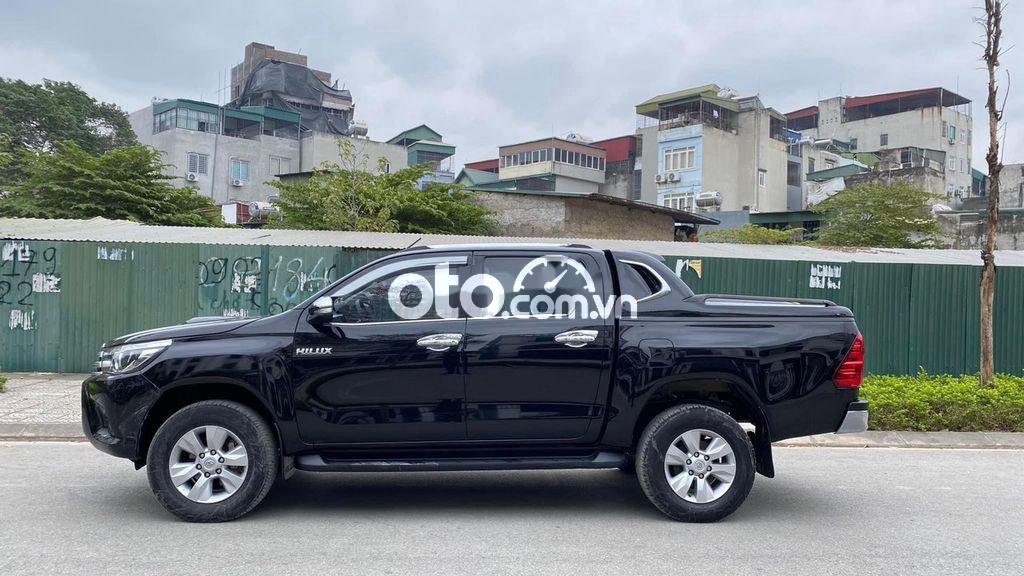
[0,374,6,393]
[860,373,1024,432]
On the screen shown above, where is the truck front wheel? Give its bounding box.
[146,400,278,522]
[636,404,755,522]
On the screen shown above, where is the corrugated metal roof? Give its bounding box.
[845,87,970,108]
[3,217,1023,267]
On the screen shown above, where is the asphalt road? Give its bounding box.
[1,442,1021,576]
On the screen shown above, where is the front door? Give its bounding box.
[292,253,472,444]
[463,251,613,441]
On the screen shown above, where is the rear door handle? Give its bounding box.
[416,333,463,352]
[554,329,599,348]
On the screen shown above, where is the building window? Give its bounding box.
[849,137,857,150]
[661,194,694,211]
[186,152,208,175]
[948,157,957,172]
[269,156,291,176]
[231,159,250,182]
[664,146,696,171]
[824,159,837,170]
[758,169,767,187]
[808,157,815,173]
[960,159,965,173]
[947,183,954,195]
[949,125,957,141]
[880,133,889,147]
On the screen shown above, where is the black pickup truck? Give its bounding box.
[83,244,867,523]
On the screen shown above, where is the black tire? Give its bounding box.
[636,404,755,522]
[146,400,278,522]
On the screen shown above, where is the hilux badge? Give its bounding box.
[295,347,332,356]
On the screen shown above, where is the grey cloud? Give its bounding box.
[1,0,1019,169]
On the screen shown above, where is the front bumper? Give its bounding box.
[81,372,160,461]
[835,400,869,434]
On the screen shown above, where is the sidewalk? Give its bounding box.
[0,373,87,440]
[2,373,1023,448]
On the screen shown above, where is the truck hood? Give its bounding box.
[104,317,257,347]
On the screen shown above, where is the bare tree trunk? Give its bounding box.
[979,0,1004,386]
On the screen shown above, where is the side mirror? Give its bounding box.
[308,296,335,326]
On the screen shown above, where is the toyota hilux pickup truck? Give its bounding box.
[83,244,867,523]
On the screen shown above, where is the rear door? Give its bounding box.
[463,250,613,441]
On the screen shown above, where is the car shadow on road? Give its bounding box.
[244,469,840,523]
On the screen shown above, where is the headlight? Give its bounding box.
[95,339,172,374]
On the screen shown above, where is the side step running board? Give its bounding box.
[295,451,626,472]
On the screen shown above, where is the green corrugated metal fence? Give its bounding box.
[2,238,1022,375]
[663,255,1024,377]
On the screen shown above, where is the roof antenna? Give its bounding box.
[405,236,422,250]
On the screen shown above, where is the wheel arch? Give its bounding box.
[137,381,281,468]
[631,375,775,477]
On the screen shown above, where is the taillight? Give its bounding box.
[834,333,865,389]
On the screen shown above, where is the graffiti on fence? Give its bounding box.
[266,255,336,314]
[809,263,842,290]
[97,246,134,261]
[2,241,60,331]
[197,256,262,317]
[196,253,338,317]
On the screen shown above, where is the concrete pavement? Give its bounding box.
[0,442,1021,576]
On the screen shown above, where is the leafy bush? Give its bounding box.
[860,373,1024,431]
[0,374,6,393]
[701,224,803,245]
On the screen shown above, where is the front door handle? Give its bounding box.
[416,333,463,352]
[554,329,599,348]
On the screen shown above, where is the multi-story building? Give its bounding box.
[491,136,608,194]
[454,134,715,241]
[786,88,973,200]
[591,135,640,199]
[998,163,1024,208]
[129,42,409,204]
[635,84,790,216]
[386,125,456,189]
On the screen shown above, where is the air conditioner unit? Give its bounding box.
[667,173,679,182]
[655,174,665,184]
[186,172,198,182]
[695,191,723,208]
[231,179,244,187]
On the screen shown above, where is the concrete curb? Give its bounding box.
[777,430,1024,450]
[0,423,86,442]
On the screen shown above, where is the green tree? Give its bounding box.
[811,181,942,248]
[0,78,137,182]
[271,140,494,234]
[702,224,803,245]
[0,142,221,226]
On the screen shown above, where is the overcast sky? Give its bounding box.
[2,0,1020,171]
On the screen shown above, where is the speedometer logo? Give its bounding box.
[512,256,597,294]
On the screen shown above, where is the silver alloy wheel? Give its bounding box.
[168,425,249,504]
[663,428,737,504]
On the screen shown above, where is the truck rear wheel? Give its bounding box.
[636,404,755,522]
[146,400,278,522]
